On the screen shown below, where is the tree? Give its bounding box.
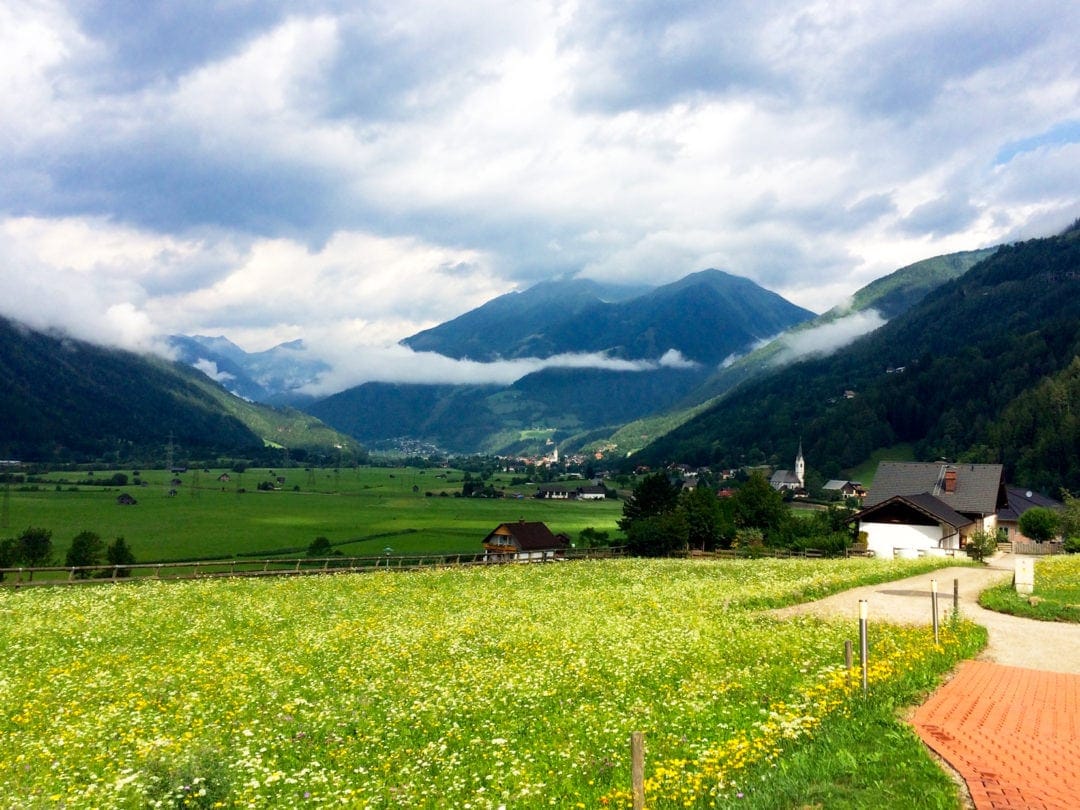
[65,531,104,578]
[16,527,53,567]
[624,511,688,557]
[105,536,136,577]
[1060,491,1080,542]
[618,473,681,532]
[730,473,790,545]
[577,527,611,548]
[308,536,341,557]
[680,486,733,550]
[1018,507,1061,543]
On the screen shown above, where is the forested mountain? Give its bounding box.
[401,278,647,360]
[307,365,708,454]
[0,317,361,463]
[635,225,1080,493]
[576,248,997,457]
[314,270,813,454]
[402,270,813,364]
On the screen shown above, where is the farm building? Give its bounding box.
[482,520,570,561]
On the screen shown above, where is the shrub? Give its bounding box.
[1019,507,1061,543]
[104,537,136,577]
[963,528,998,562]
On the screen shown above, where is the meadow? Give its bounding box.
[2,467,624,562]
[979,554,1080,622]
[0,556,984,808]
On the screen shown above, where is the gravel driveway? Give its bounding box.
[771,555,1080,675]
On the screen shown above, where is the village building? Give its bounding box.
[996,486,1064,544]
[535,483,609,500]
[822,479,867,501]
[770,442,806,494]
[481,520,570,561]
[853,462,1007,558]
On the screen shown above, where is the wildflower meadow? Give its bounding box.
[0,557,983,808]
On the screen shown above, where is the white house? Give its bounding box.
[854,462,1007,557]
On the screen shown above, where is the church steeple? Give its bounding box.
[795,440,805,489]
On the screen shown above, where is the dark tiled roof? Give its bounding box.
[865,462,1005,516]
[483,521,568,551]
[770,470,800,485]
[855,493,973,530]
[998,486,1064,522]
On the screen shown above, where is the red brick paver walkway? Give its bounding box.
[912,660,1080,809]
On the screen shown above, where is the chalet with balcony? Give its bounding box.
[482,520,569,561]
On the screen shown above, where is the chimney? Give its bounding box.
[944,469,957,493]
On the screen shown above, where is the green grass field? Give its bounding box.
[0,557,982,808]
[2,467,624,563]
[979,554,1080,622]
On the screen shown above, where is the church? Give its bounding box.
[770,442,806,494]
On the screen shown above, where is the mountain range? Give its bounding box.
[401,270,811,365]
[0,319,361,464]
[167,334,329,406]
[5,224,1077,490]
[308,270,816,453]
[635,223,1080,493]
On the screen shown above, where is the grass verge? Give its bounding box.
[978,554,1080,623]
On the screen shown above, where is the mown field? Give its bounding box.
[2,467,623,562]
[0,557,985,808]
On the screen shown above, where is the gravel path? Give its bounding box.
[771,554,1080,674]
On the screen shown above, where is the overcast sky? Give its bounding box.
[1,0,1078,392]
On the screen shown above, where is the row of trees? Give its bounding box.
[0,527,136,579]
[619,472,855,556]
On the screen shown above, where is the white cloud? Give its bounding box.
[192,358,235,384]
[300,345,687,396]
[0,0,1076,392]
[773,310,888,365]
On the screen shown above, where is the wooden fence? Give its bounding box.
[0,546,628,588]
[1007,541,1065,556]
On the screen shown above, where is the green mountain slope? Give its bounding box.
[0,317,361,463]
[317,269,814,454]
[402,270,814,364]
[401,278,646,360]
[635,226,1080,492]
[578,248,996,458]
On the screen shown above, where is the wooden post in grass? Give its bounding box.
[953,578,959,616]
[859,599,868,696]
[631,731,645,810]
[845,640,853,681]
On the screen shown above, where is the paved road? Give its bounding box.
[772,555,1080,674]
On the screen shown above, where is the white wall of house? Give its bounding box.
[860,522,945,557]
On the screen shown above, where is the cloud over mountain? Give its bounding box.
[0,0,1077,388]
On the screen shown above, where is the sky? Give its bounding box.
[1,0,1078,394]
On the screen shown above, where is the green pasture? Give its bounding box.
[2,467,623,563]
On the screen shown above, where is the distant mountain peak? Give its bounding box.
[401,270,812,365]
